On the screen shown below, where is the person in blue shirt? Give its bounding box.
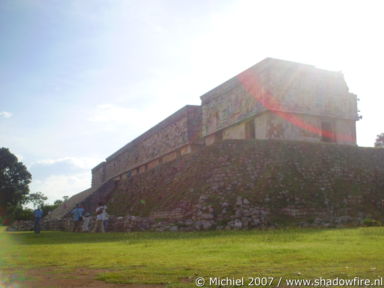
[33,207,43,234]
[71,204,85,232]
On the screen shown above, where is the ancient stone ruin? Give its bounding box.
[90,57,358,188]
[29,57,383,233]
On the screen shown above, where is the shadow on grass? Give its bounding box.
[4,227,334,246]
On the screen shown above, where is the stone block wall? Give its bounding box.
[254,111,356,144]
[201,58,358,145]
[201,79,263,137]
[12,139,384,232]
[84,140,384,231]
[239,58,358,121]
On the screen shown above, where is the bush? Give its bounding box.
[9,206,34,221]
[362,218,382,226]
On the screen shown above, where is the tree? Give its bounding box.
[375,133,384,148]
[26,192,48,208]
[11,194,63,221]
[11,206,34,221]
[0,148,32,222]
[41,199,63,216]
[54,199,63,206]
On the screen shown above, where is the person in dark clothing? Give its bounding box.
[33,207,43,234]
[71,204,85,232]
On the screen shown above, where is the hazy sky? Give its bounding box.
[1,0,383,203]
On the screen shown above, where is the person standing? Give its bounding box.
[33,207,43,234]
[93,202,107,233]
[81,212,91,232]
[71,204,84,232]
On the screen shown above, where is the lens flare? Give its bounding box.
[237,69,355,144]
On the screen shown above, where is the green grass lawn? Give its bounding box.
[1,226,384,287]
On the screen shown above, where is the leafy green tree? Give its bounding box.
[11,206,34,221]
[54,199,63,206]
[11,196,64,221]
[41,201,62,216]
[0,148,31,223]
[26,192,48,208]
[375,133,384,148]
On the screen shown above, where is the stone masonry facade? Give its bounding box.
[91,58,358,191]
[35,58,367,232]
[17,140,384,232]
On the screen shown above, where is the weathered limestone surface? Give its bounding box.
[30,140,383,232]
[201,58,358,144]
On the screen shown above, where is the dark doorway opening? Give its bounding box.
[245,119,255,139]
[321,121,335,142]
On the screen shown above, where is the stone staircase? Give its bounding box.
[47,177,118,220]
[45,188,94,220]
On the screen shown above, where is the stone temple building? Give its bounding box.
[91,58,358,190]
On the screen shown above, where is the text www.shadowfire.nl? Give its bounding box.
[194,276,384,287]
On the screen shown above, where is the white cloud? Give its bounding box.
[28,157,102,204]
[0,111,12,118]
[33,156,101,170]
[29,172,91,204]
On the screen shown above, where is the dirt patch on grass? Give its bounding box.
[1,267,165,288]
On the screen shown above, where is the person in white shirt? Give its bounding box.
[92,202,107,233]
[82,212,91,232]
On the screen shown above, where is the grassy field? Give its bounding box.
[1,226,384,287]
